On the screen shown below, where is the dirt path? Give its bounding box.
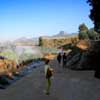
[0,59,100,100]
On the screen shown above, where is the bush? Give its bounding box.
[39,37,43,46]
[40,47,58,54]
[87,29,97,40]
[78,31,89,40]
[78,24,98,40]
[0,50,18,62]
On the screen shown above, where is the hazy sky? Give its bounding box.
[0,0,93,41]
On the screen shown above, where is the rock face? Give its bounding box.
[39,36,79,48]
[88,41,100,78]
[65,40,100,70]
[66,52,81,68]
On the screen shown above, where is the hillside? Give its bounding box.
[14,37,35,46]
[39,34,79,48]
[62,40,100,73]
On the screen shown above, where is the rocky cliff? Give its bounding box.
[39,36,79,48]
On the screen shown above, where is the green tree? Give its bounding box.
[87,0,100,33]
[79,31,88,40]
[39,37,43,46]
[79,23,88,32]
[78,23,89,39]
[87,28,97,40]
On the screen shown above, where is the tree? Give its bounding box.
[79,23,88,32]
[87,0,100,33]
[79,31,88,40]
[39,37,43,46]
[87,28,97,39]
[87,0,100,78]
[78,23,97,40]
[78,23,89,39]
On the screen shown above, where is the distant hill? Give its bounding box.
[14,37,35,46]
[40,31,78,39]
[39,33,79,48]
[53,31,68,37]
[53,31,78,38]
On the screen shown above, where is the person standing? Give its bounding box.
[44,59,53,95]
[57,53,62,65]
[57,47,64,66]
[63,52,67,68]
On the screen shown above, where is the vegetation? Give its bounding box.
[87,0,100,78]
[79,23,88,32]
[87,0,100,33]
[0,43,42,64]
[40,47,58,54]
[87,28,97,39]
[39,37,43,46]
[38,36,79,48]
[78,23,98,40]
[0,50,18,62]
